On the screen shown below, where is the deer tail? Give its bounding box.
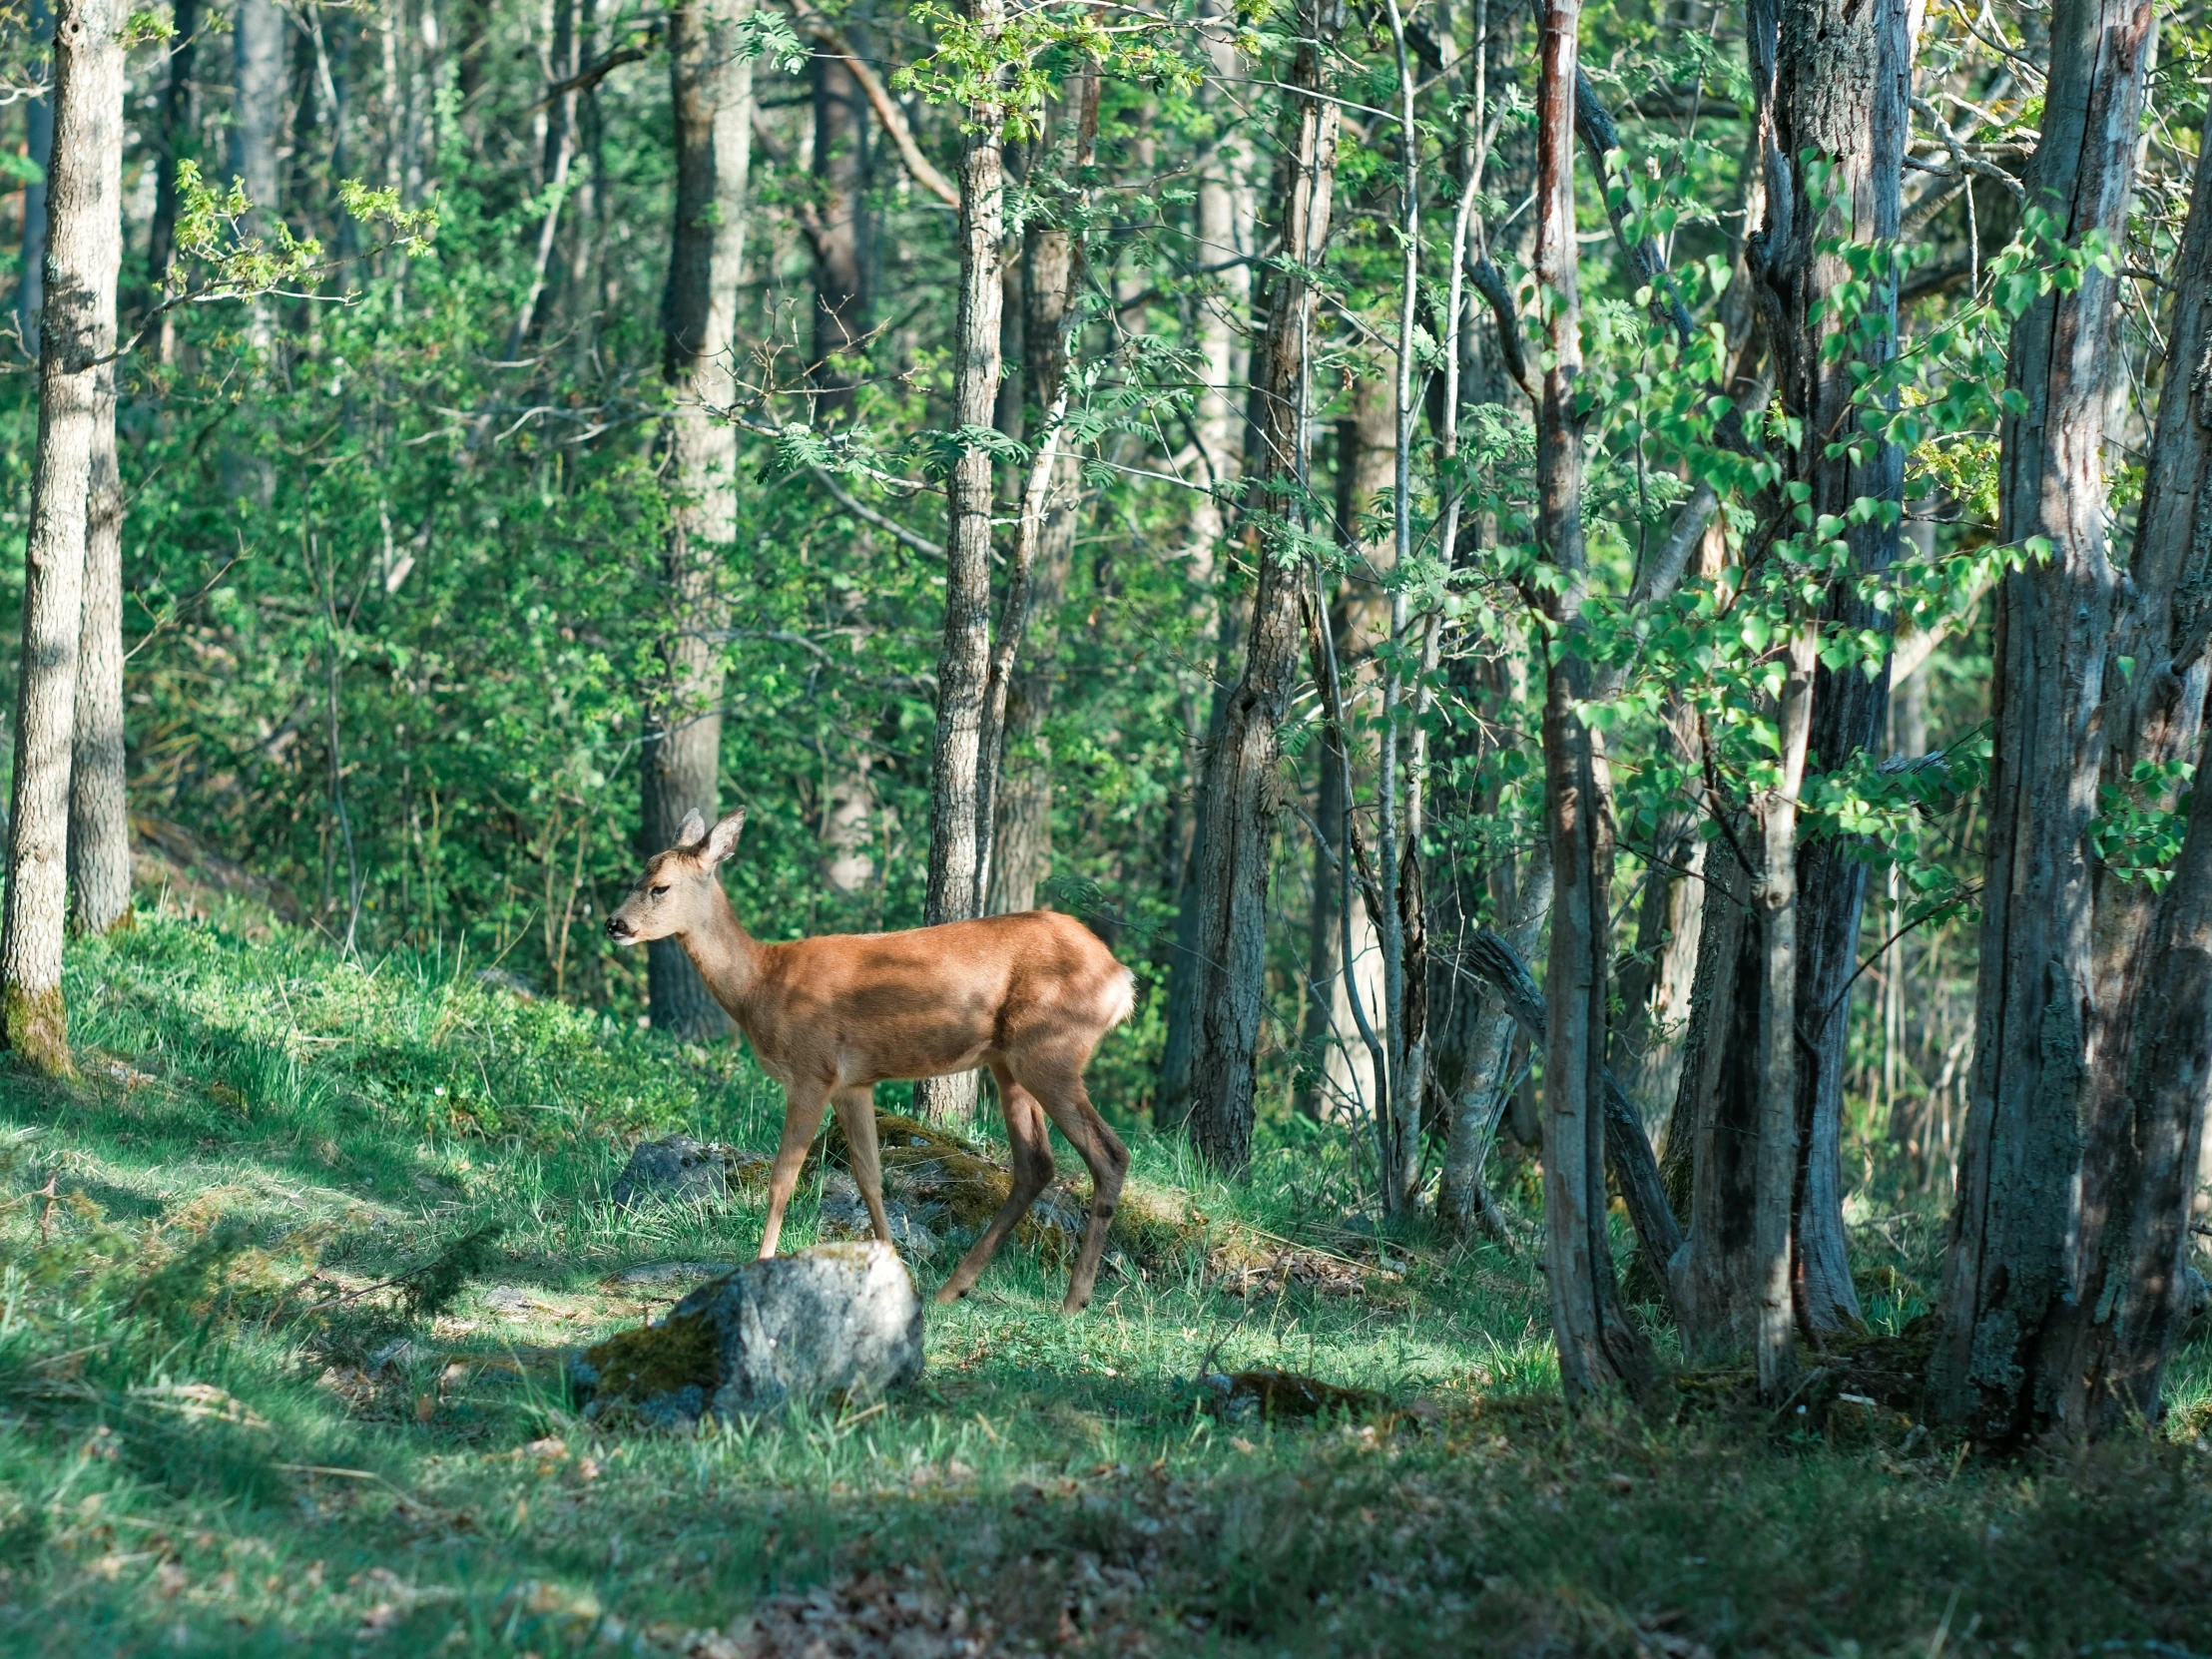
[1106,965,1137,1029]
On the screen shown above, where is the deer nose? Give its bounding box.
[606,917,632,941]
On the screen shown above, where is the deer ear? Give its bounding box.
[701,808,747,867]
[676,809,707,848]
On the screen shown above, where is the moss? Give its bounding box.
[3,981,74,1078]
[826,1109,1208,1265]
[575,1309,719,1407]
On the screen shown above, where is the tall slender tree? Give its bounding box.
[68,351,128,937]
[808,48,871,421]
[1927,0,2158,1441]
[1182,0,1344,1171]
[143,0,197,329]
[3,0,126,1075]
[986,71,1097,917]
[2036,129,2212,1436]
[1532,0,1654,1402]
[16,0,53,347]
[642,0,753,1039]
[911,0,1007,1122]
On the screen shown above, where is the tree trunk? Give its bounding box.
[1668,829,1767,1351]
[809,49,870,421]
[145,0,197,325]
[1533,0,1654,1403]
[68,353,128,936]
[1748,0,1913,1341]
[17,0,53,347]
[1927,0,2156,1441]
[1155,20,1255,1123]
[232,0,284,221]
[3,0,125,1076]
[2035,111,2212,1438]
[1299,380,1395,1121]
[912,0,1005,1122]
[1181,0,1342,1171]
[985,83,1093,916]
[1753,626,1817,1397]
[643,0,752,1041]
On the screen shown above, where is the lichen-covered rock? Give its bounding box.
[823,1110,1201,1269]
[571,1242,923,1425]
[818,1171,943,1260]
[607,1135,771,1209]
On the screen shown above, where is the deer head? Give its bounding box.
[605,808,746,945]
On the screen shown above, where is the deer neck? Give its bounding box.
[678,883,765,1016]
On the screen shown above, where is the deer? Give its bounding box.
[605,808,1136,1314]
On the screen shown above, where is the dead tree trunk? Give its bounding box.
[1533,0,1655,1403]
[1927,0,2156,1441]
[912,0,1006,1122]
[2,0,125,1075]
[644,0,752,1040]
[1182,0,1342,1171]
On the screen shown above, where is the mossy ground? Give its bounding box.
[1,911,2210,1655]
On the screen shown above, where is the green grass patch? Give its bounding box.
[0,913,2209,1655]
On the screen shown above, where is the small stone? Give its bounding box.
[572,1242,923,1426]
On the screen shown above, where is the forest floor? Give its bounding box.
[4,907,2212,1656]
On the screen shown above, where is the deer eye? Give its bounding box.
[649,884,670,898]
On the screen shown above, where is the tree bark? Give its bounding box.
[232,0,284,220]
[2035,112,2212,1438]
[912,0,1006,1122]
[644,0,752,1040]
[3,0,125,1076]
[1748,0,1913,1341]
[1181,0,1342,1171]
[1927,0,2156,1441]
[17,0,53,348]
[68,353,128,936]
[1299,379,1394,1120]
[145,0,197,324]
[985,79,1094,916]
[809,49,870,421]
[1753,626,1817,1397]
[1533,0,1655,1403]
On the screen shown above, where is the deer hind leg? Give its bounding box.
[758,1076,832,1260]
[1014,1047,1129,1315]
[935,1061,1058,1305]
[831,1085,893,1244]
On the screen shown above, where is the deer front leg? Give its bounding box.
[758,1077,832,1259]
[831,1086,893,1244]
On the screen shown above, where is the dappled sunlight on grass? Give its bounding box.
[1,914,2210,1655]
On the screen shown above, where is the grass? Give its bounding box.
[2,909,2211,1655]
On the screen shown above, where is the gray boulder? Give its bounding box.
[571,1242,923,1426]
[608,1135,770,1209]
